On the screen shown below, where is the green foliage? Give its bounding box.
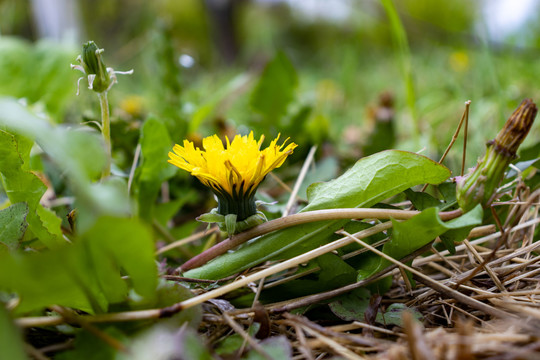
[0,202,28,252]
[329,282,421,327]
[250,51,298,126]
[0,306,26,360]
[376,303,422,327]
[56,327,125,360]
[365,205,483,279]
[0,129,64,248]
[0,216,156,314]
[0,37,77,119]
[116,325,214,360]
[329,288,371,321]
[381,0,417,136]
[184,150,451,279]
[0,97,129,231]
[135,117,176,221]
[404,188,444,210]
[1,3,537,355]
[246,336,292,360]
[129,281,202,329]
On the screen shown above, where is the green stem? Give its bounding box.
[380,0,418,138]
[98,92,111,179]
[457,144,512,212]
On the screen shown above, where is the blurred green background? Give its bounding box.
[1,0,539,174]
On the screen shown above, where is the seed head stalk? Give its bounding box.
[71,41,133,180]
[98,92,111,179]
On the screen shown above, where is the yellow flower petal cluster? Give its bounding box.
[168,132,297,199]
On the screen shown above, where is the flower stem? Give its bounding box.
[98,92,111,179]
[180,208,462,272]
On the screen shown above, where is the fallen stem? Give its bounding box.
[180,208,462,271]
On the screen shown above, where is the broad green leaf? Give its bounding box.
[154,196,192,227]
[303,150,450,211]
[184,150,451,279]
[250,51,298,122]
[438,181,457,203]
[0,202,28,251]
[0,247,102,314]
[404,188,443,210]
[216,324,260,356]
[366,204,483,278]
[246,336,292,360]
[0,130,63,248]
[187,73,251,134]
[0,306,26,360]
[328,288,371,321]
[55,327,124,360]
[0,216,157,314]
[82,217,157,300]
[297,156,339,201]
[317,253,357,287]
[136,117,176,220]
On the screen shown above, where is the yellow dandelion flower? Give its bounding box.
[168,131,297,222]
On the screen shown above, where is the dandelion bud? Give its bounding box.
[81,41,111,93]
[71,41,133,95]
[457,99,537,212]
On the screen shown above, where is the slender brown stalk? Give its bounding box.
[180,208,462,271]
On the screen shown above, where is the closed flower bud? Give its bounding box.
[457,99,537,212]
[71,41,133,95]
[80,41,111,93]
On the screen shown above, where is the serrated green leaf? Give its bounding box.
[185,150,451,279]
[0,202,28,251]
[250,51,298,122]
[0,130,63,248]
[0,97,129,232]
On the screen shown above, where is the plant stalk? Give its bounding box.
[179,208,462,272]
[98,92,111,179]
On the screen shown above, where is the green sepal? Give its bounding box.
[81,41,111,93]
[197,208,267,236]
